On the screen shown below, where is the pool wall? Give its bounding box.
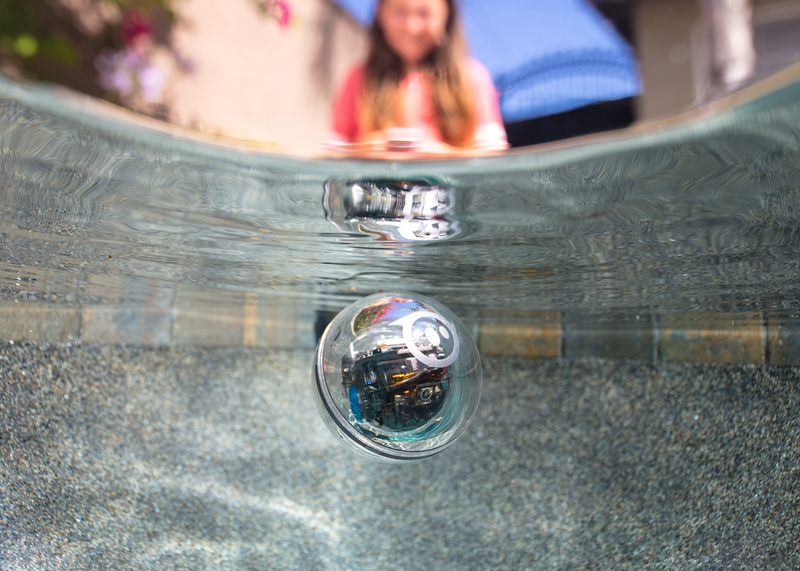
[3,66,800,368]
[2,294,797,366]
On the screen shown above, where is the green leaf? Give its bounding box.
[13,34,38,58]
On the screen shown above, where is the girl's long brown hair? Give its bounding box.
[360,0,476,146]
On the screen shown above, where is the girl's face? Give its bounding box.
[377,0,449,67]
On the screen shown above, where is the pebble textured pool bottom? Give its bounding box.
[1,341,798,570]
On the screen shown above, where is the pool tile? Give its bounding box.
[242,293,316,349]
[563,313,654,361]
[81,306,172,345]
[173,288,245,346]
[479,312,561,358]
[0,302,80,341]
[767,319,800,366]
[660,313,764,365]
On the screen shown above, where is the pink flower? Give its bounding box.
[121,10,153,45]
[260,0,291,27]
[273,0,291,27]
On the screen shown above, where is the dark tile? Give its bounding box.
[81,306,172,345]
[767,319,800,366]
[563,314,654,361]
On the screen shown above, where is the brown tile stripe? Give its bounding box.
[659,313,765,365]
[479,322,561,358]
[0,303,80,342]
[0,302,796,365]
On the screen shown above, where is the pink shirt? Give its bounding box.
[330,59,508,149]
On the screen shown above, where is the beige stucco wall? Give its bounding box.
[632,0,703,120]
[632,0,800,121]
[158,0,367,150]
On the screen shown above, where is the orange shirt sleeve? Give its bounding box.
[331,66,365,142]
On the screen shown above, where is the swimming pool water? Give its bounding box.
[1,72,800,341]
[1,72,800,570]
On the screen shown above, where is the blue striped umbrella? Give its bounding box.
[334,0,640,122]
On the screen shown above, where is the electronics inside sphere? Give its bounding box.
[341,330,450,431]
[314,293,482,461]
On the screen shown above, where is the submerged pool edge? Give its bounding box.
[3,66,800,367]
[1,300,797,367]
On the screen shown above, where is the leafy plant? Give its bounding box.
[0,0,178,95]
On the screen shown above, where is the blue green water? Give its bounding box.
[1,73,800,326]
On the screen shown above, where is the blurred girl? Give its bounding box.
[328,0,508,156]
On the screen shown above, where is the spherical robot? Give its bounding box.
[314,292,482,461]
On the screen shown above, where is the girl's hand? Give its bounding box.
[324,127,506,159]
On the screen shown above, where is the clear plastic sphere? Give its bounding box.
[314,292,482,461]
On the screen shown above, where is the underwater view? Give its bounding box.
[2,60,800,570]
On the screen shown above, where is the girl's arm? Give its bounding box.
[467,60,510,152]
